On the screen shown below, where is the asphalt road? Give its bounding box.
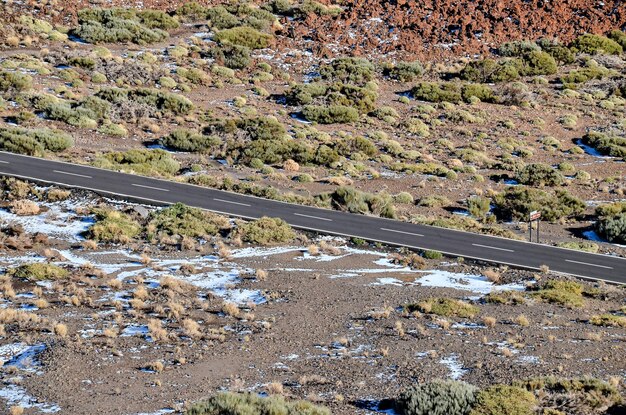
[0,151,624,284]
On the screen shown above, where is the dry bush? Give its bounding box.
[515,314,530,326]
[0,308,40,324]
[140,253,152,265]
[107,278,123,290]
[583,332,602,341]
[379,346,389,357]
[369,305,393,319]
[34,298,49,309]
[10,200,40,215]
[266,382,284,395]
[129,299,146,310]
[483,268,501,283]
[217,241,231,259]
[307,244,319,256]
[182,318,202,339]
[222,302,240,317]
[146,361,164,373]
[179,263,196,274]
[319,240,341,255]
[147,319,169,342]
[54,323,68,337]
[103,327,119,338]
[255,269,268,280]
[133,286,149,300]
[483,316,497,327]
[299,374,330,386]
[282,159,300,172]
[82,240,98,250]
[167,301,185,319]
[437,318,451,330]
[9,406,24,415]
[394,321,405,337]
[502,348,514,357]
[180,236,196,251]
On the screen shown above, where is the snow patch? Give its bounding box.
[439,354,468,380]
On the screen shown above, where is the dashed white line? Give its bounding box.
[0,160,9,164]
[213,198,251,207]
[472,243,515,253]
[380,227,424,237]
[294,212,333,222]
[565,259,613,269]
[131,183,169,192]
[53,170,92,179]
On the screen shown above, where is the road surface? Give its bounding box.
[0,151,624,284]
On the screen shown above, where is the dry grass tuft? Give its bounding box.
[307,244,319,256]
[255,269,268,280]
[482,316,497,327]
[266,381,284,395]
[515,314,530,326]
[107,278,123,290]
[10,200,40,216]
[483,268,501,283]
[54,323,68,337]
[146,361,164,373]
[9,406,24,415]
[222,302,240,317]
[394,320,405,337]
[182,318,202,339]
[147,319,169,342]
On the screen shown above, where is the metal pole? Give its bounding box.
[529,219,532,242]
[536,220,539,244]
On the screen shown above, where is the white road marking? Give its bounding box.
[565,259,613,269]
[131,183,169,192]
[380,227,424,237]
[213,198,251,207]
[0,160,9,164]
[294,212,333,222]
[53,170,92,179]
[472,243,515,253]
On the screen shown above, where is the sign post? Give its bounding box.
[529,210,541,243]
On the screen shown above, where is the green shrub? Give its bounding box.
[68,56,96,70]
[406,298,479,318]
[515,163,564,186]
[96,87,193,115]
[560,65,610,87]
[590,314,626,327]
[98,122,128,137]
[461,84,496,103]
[556,241,599,253]
[207,44,252,69]
[205,6,240,29]
[394,192,414,204]
[385,61,424,82]
[469,385,536,415]
[608,30,626,49]
[537,38,575,64]
[319,57,375,85]
[73,8,176,44]
[418,195,451,208]
[530,280,584,308]
[147,203,229,240]
[41,102,98,129]
[515,377,622,412]
[325,186,396,218]
[460,59,520,83]
[185,392,330,415]
[214,26,273,49]
[302,105,359,124]
[94,149,180,176]
[595,202,626,244]
[498,41,540,57]
[394,380,477,415]
[297,0,342,17]
[492,187,585,222]
[19,15,54,34]
[10,263,69,281]
[0,71,32,93]
[0,126,73,156]
[86,209,141,243]
[570,34,623,55]
[467,196,491,219]
[237,217,295,245]
[423,250,443,260]
[161,129,220,153]
[412,82,462,103]
[519,50,557,76]
[484,290,526,305]
[581,131,626,158]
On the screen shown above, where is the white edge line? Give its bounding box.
[0,169,623,286]
[2,150,623,263]
[294,212,332,222]
[380,227,424,237]
[213,198,251,207]
[0,160,9,164]
[472,243,515,253]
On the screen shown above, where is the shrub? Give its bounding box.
[537,38,575,64]
[515,163,564,186]
[94,149,180,176]
[0,126,73,156]
[581,131,626,158]
[519,50,557,76]
[492,187,585,222]
[608,30,626,49]
[469,385,536,415]
[406,298,479,318]
[595,202,626,244]
[570,34,623,55]
[10,263,69,281]
[96,87,193,115]
[73,8,176,44]
[86,209,141,243]
[161,129,221,153]
[319,57,375,85]
[460,59,520,83]
[147,203,229,240]
[207,44,252,69]
[0,71,32,93]
[297,0,342,17]
[560,65,610,87]
[530,280,584,308]
[237,217,295,245]
[385,61,424,82]
[590,314,626,327]
[302,105,359,124]
[467,196,491,219]
[556,241,599,253]
[394,380,477,415]
[498,41,540,57]
[98,122,128,137]
[325,186,396,218]
[461,84,496,103]
[185,392,330,415]
[484,290,526,305]
[412,82,462,103]
[214,26,273,49]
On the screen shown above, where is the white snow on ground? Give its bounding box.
[0,200,93,242]
[229,246,300,258]
[0,384,61,413]
[369,278,404,286]
[414,270,527,294]
[439,354,468,380]
[131,410,175,415]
